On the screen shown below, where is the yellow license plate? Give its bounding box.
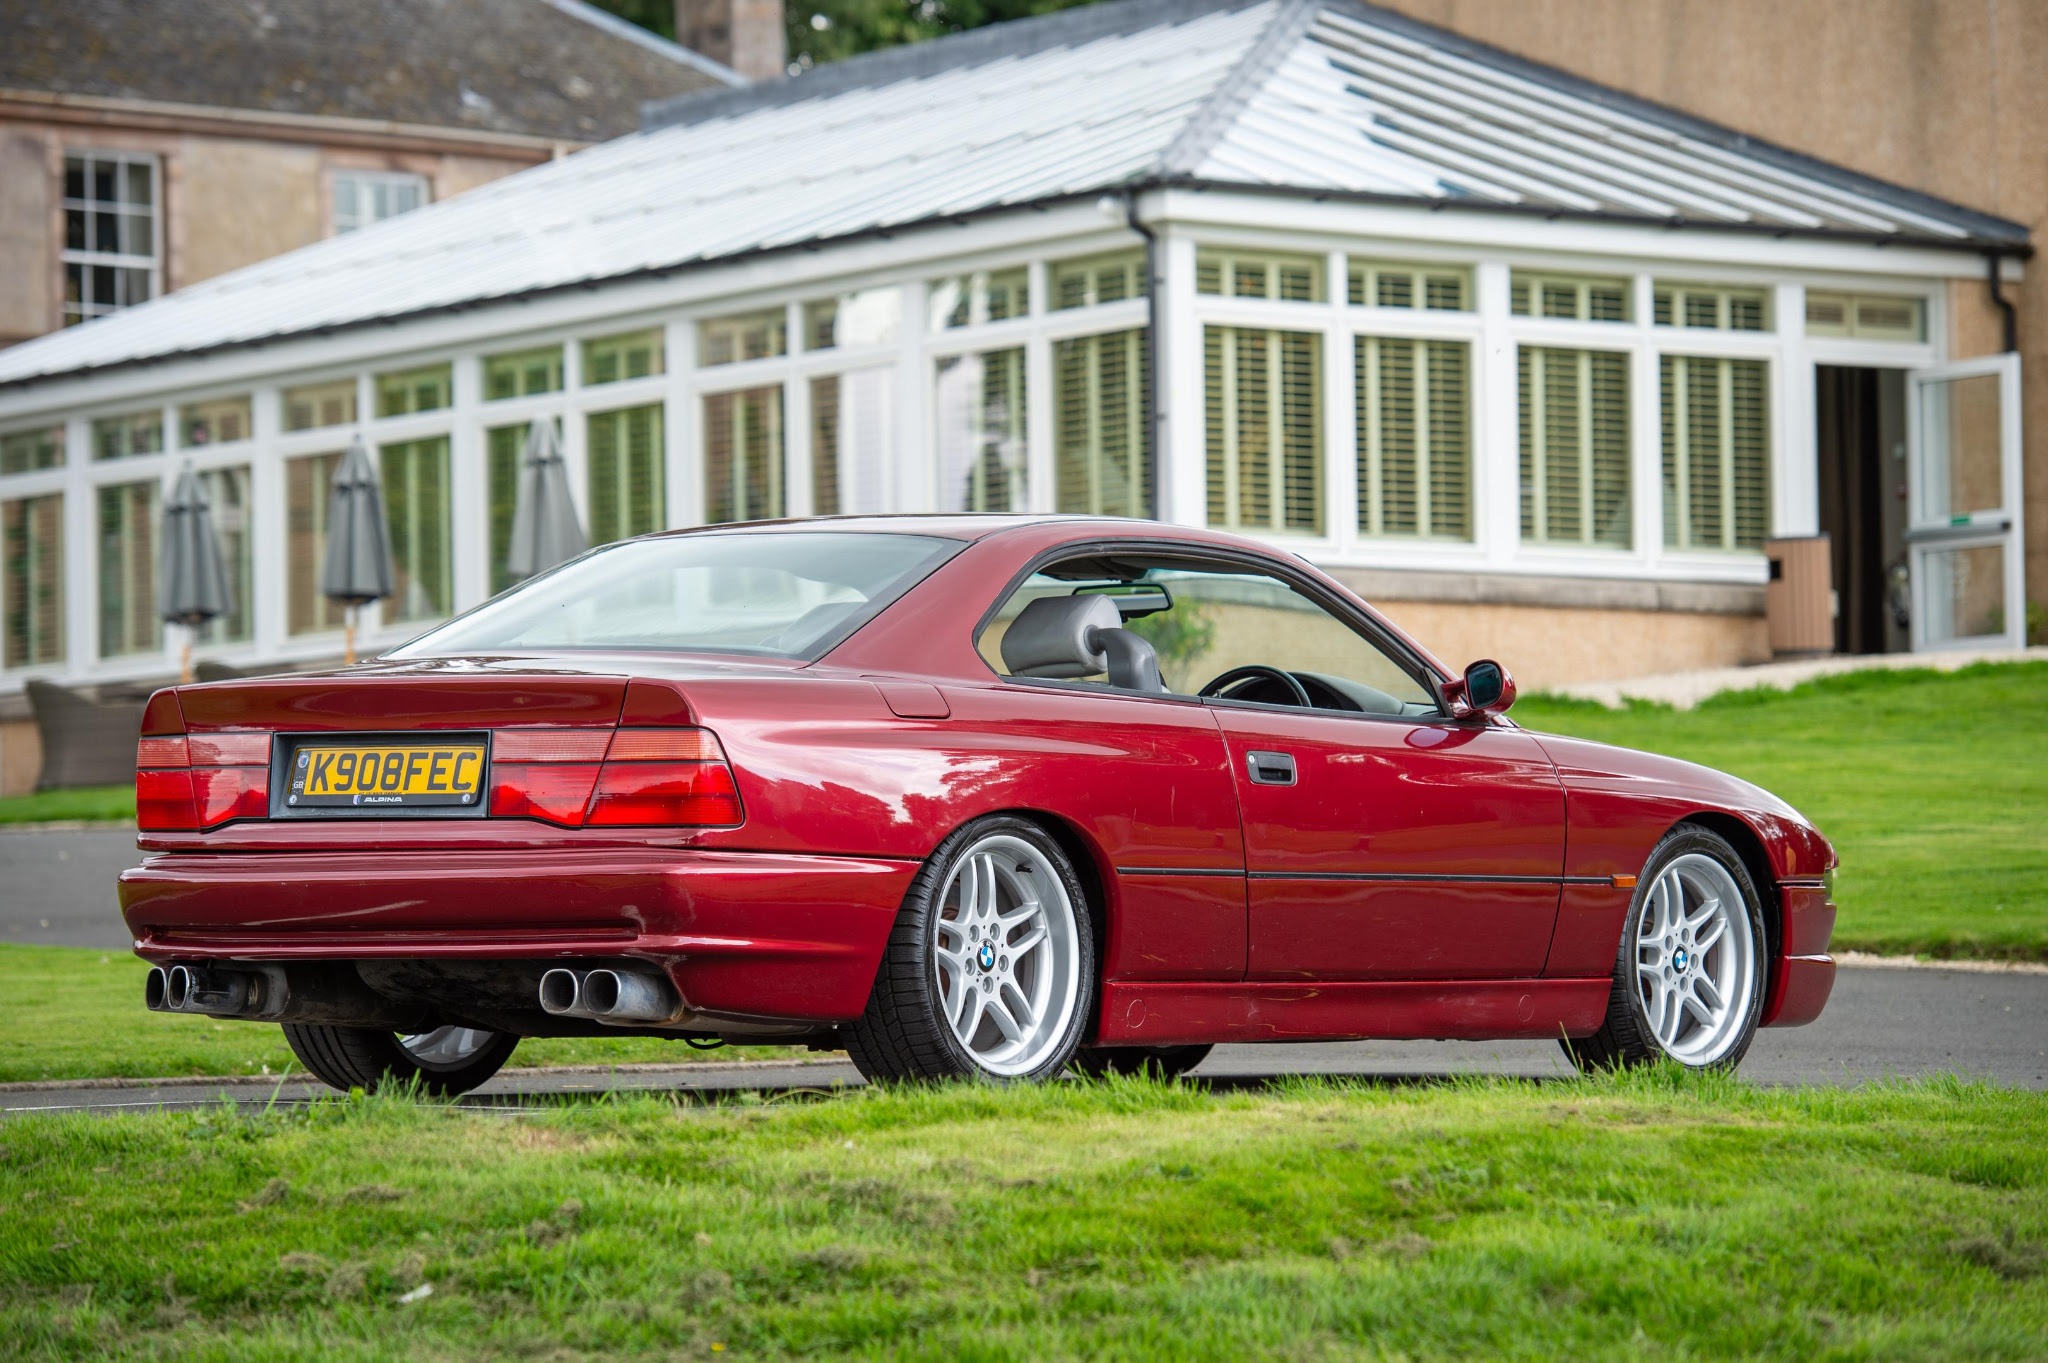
[287,743,485,809]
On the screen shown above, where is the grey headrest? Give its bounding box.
[1000,593,1121,678]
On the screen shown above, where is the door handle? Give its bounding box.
[1246,750,1297,786]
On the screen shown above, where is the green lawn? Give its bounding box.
[0,945,817,1085]
[0,1073,2042,1359]
[1514,661,2048,961]
[0,785,132,826]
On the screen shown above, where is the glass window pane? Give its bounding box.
[2,493,66,667]
[1518,346,1631,548]
[586,404,665,545]
[935,347,1027,512]
[803,287,901,350]
[92,410,163,461]
[283,379,358,432]
[1805,291,1924,341]
[1050,251,1143,311]
[1196,250,1325,303]
[1053,328,1149,517]
[1661,356,1769,552]
[98,479,160,657]
[483,347,563,401]
[1920,543,2007,644]
[332,171,428,234]
[698,310,787,366]
[1917,371,2005,521]
[487,422,536,595]
[286,452,347,635]
[582,329,666,385]
[1,426,66,475]
[380,437,452,624]
[927,268,1029,331]
[809,367,894,516]
[1203,326,1322,534]
[180,396,251,446]
[703,385,784,523]
[1511,271,1631,323]
[1356,337,1471,540]
[375,364,453,417]
[195,465,253,645]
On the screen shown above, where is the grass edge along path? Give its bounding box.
[0,1071,2043,1360]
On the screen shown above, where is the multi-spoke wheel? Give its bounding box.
[845,816,1095,1082]
[1565,826,1768,1073]
[281,1023,519,1095]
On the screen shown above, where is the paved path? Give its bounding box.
[0,826,140,948]
[1556,644,2048,710]
[4,965,2042,1117]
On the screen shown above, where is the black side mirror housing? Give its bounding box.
[1444,659,1515,720]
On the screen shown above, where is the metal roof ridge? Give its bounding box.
[1156,0,1318,178]
[1320,0,2030,247]
[640,0,1270,132]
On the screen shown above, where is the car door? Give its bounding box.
[1162,565,1566,981]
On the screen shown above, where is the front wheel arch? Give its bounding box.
[1675,812,1781,966]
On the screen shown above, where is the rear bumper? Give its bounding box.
[118,846,918,1023]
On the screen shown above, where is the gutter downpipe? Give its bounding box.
[1126,189,1163,522]
[1987,250,2019,353]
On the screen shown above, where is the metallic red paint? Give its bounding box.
[117,515,1838,1045]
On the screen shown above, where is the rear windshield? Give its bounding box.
[393,531,961,660]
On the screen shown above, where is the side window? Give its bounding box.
[977,560,1440,716]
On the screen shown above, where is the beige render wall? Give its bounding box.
[1377,0,2048,634]
[1370,600,1769,693]
[0,131,52,347]
[172,139,324,286]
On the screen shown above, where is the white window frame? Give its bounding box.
[61,150,162,327]
[331,169,430,236]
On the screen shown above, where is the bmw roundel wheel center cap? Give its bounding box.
[976,944,997,971]
[1673,948,1690,972]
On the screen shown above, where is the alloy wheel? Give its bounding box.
[398,1026,499,1069]
[930,833,1082,1077]
[1632,852,1759,1066]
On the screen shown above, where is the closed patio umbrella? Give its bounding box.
[505,418,586,581]
[159,463,231,683]
[320,438,394,664]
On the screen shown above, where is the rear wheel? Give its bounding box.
[844,816,1095,1083]
[282,1023,519,1096]
[1072,1044,1212,1080]
[1565,826,1767,1074]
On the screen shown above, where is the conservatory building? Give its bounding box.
[0,0,2032,726]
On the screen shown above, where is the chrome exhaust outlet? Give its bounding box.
[581,969,685,1025]
[145,966,169,1012]
[538,968,594,1018]
[159,964,282,1016]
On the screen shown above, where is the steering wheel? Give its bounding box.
[1198,664,1313,708]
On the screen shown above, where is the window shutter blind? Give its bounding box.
[2,493,65,666]
[588,405,665,546]
[487,425,523,592]
[286,453,345,635]
[1204,326,1322,534]
[705,386,784,525]
[1519,347,1630,548]
[380,437,452,623]
[811,376,841,516]
[194,465,251,644]
[1054,328,1149,517]
[1355,337,1472,540]
[1661,356,1769,551]
[97,480,159,657]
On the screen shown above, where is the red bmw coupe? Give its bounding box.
[120,516,1836,1093]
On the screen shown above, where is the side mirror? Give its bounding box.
[1444,659,1515,720]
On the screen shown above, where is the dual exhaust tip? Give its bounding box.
[538,968,685,1025]
[146,963,276,1016]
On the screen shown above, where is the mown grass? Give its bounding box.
[0,945,819,1085]
[0,786,132,826]
[1515,661,2048,961]
[0,1072,2043,1360]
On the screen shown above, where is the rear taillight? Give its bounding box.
[136,727,271,831]
[487,727,741,828]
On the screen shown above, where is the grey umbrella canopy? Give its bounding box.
[505,418,587,580]
[320,438,394,662]
[160,465,230,628]
[159,464,232,681]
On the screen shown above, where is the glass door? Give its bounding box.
[1906,355,2026,651]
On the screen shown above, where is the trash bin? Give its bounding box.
[1764,535,1835,657]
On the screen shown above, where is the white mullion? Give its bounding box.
[1774,282,1815,539]
[665,317,697,528]
[784,300,812,518]
[60,414,93,677]
[1156,231,1204,527]
[1414,339,1433,538]
[448,354,486,610]
[1717,357,1737,552]
[1632,272,1663,562]
[898,282,928,514]
[1473,261,1518,565]
[1025,317,1054,514]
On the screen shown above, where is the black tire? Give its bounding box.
[844,815,1096,1083]
[1564,824,1769,1074]
[1072,1044,1213,1080]
[282,1024,519,1096]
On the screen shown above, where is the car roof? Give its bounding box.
[646,513,1279,549]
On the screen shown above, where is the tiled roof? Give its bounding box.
[0,0,2024,390]
[0,0,737,142]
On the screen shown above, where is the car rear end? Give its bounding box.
[118,665,918,1045]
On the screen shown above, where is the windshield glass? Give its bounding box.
[394,531,961,660]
